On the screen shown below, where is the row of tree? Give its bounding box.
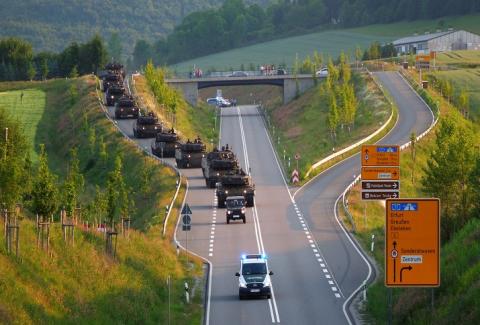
[0,35,110,82]
[132,0,479,67]
[323,54,358,140]
[0,107,134,227]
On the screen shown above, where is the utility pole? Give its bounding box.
[4,127,8,160]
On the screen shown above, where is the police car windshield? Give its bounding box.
[242,263,267,275]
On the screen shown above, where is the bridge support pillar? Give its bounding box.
[169,81,199,106]
[283,77,315,104]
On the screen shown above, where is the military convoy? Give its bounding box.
[133,112,162,138]
[105,85,125,106]
[216,169,255,208]
[115,95,139,119]
[175,138,206,168]
[151,128,179,158]
[202,145,238,188]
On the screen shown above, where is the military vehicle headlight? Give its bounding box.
[120,108,124,111]
[110,96,114,98]
[243,190,247,193]
[188,154,191,158]
[227,210,232,214]
[225,190,229,194]
[154,126,157,129]
[216,173,220,176]
[241,207,246,213]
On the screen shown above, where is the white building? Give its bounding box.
[393,30,480,54]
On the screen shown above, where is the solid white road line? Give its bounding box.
[237,106,280,323]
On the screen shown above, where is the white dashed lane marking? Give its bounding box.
[294,203,343,299]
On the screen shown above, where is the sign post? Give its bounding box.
[181,203,192,268]
[385,198,440,287]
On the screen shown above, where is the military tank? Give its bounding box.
[202,145,239,188]
[104,62,126,79]
[102,73,123,92]
[133,112,162,138]
[105,85,125,106]
[175,137,206,168]
[114,95,139,119]
[216,169,255,208]
[151,128,179,158]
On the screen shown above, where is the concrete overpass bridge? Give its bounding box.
[166,74,316,106]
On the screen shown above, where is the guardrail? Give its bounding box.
[341,69,439,232]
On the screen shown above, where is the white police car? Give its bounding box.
[235,254,273,299]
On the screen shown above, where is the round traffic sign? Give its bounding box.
[294,153,300,160]
[182,214,191,226]
[391,249,398,258]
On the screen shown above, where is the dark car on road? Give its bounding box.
[114,96,139,119]
[133,112,162,138]
[225,196,246,224]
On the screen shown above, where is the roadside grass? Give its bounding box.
[0,88,45,162]
[132,75,218,149]
[171,13,480,73]
[265,73,391,180]
[0,77,204,324]
[345,66,480,324]
[429,68,480,121]
[435,50,480,67]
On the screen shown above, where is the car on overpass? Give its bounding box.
[229,71,249,77]
[235,254,273,299]
[315,68,329,77]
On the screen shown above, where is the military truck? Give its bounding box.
[114,95,139,119]
[202,145,239,188]
[216,169,255,208]
[175,137,206,168]
[102,73,123,92]
[151,128,179,158]
[105,85,125,106]
[133,112,162,138]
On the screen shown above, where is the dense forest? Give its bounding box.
[133,0,480,67]
[0,0,269,55]
[0,36,108,81]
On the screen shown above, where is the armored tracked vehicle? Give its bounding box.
[216,169,255,208]
[175,137,206,168]
[151,128,179,158]
[202,145,239,188]
[102,73,123,92]
[105,62,126,79]
[114,95,139,119]
[105,85,125,106]
[133,112,162,138]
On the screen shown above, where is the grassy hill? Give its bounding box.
[171,13,480,73]
[0,0,268,55]
[0,77,204,323]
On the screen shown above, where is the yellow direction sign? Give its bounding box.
[362,145,400,166]
[362,166,400,180]
[385,199,440,287]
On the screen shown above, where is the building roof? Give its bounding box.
[393,31,455,46]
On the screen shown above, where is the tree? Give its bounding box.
[422,116,476,240]
[107,32,122,62]
[0,37,34,81]
[106,155,127,226]
[27,62,36,81]
[355,46,362,68]
[458,90,469,118]
[62,148,84,217]
[40,57,49,80]
[69,65,78,78]
[327,92,339,141]
[31,144,58,219]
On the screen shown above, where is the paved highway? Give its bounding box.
[105,71,433,324]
